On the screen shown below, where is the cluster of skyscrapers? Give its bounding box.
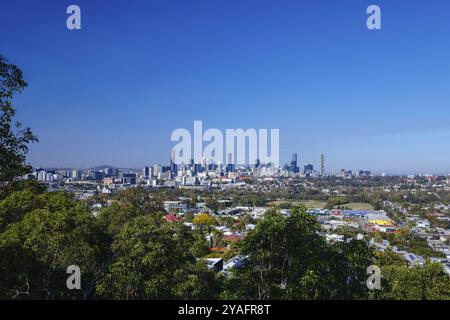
[284,153,326,177]
[26,152,329,188]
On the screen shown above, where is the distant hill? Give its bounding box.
[34,165,140,171]
[88,165,118,171]
[89,165,140,172]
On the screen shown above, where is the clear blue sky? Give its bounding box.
[1,0,450,174]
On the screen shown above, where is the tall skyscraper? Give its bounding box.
[320,153,325,176]
[143,166,150,178]
[290,153,299,173]
[170,150,178,177]
[71,169,81,179]
[154,164,162,177]
[227,153,235,172]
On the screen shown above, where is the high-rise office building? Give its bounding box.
[143,166,150,178]
[154,164,162,177]
[289,153,299,173]
[226,153,235,172]
[71,169,81,179]
[122,173,137,185]
[320,153,325,176]
[170,150,178,178]
[304,164,314,174]
[227,153,233,165]
[37,170,46,181]
[91,171,104,181]
[358,170,371,177]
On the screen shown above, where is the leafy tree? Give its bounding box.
[190,231,211,257]
[193,213,217,233]
[171,262,224,300]
[0,179,46,201]
[223,207,374,300]
[374,248,407,267]
[96,215,220,299]
[98,186,164,235]
[392,227,413,249]
[324,197,349,210]
[0,55,37,184]
[331,240,375,299]
[373,232,383,244]
[371,249,450,300]
[0,186,45,232]
[205,197,219,212]
[0,191,109,299]
[377,261,450,300]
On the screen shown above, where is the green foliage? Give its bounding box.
[1,184,450,300]
[387,228,447,259]
[372,249,450,300]
[0,55,38,184]
[222,207,374,300]
[374,249,407,267]
[0,179,46,201]
[392,227,413,248]
[96,215,220,299]
[0,188,44,232]
[98,186,164,235]
[377,261,450,300]
[190,232,211,257]
[0,191,108,299]
[373,232,383,244]
[205,197,219,212]
[324,197,349,210]
[335,225,360,241]
[234,194,266,207]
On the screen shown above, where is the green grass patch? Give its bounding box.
[268,200,374,210]
[345,203,375,210]
[268,200,326,209]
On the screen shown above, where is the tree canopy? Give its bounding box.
[0,55,37,184]
[222,207,374,299]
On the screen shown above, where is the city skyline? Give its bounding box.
[28,155,449,177]
[2,1,450,174]
[3,1,450,304]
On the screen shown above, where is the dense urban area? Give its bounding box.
[13,156,450,299]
